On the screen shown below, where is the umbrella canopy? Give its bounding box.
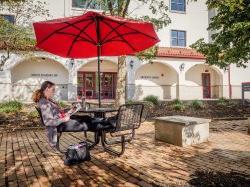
[33,11,160,106]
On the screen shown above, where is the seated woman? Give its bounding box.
[32,81,93,148]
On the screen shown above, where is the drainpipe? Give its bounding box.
[228,65,232,99]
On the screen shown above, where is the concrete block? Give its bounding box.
[154,115,211,147]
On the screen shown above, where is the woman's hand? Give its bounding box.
[61,114,70,122]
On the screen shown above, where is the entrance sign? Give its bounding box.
[31,73,58,77]
[242,82,250,105]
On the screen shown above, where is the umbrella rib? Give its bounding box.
[100,21,126,44]
[104,17,158,41]
[57,31,95,44]
[64,22,96,44]
[67,21,94,57]
[102,31,141,44]
[123,24,158,41]
[37,18,93,46]
[101,20,136,51]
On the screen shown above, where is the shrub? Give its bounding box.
[172,99,182,105]
[190,100,204,110]
[217,97,228,106]
[0,100,23,113]
[173,103,185,111]
[143,95,159,106]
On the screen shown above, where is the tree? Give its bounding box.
[0,0,49,26]
[0,17,35,69]
[85,0,170,106]
[191,0,250,68]
[0,0,24,3]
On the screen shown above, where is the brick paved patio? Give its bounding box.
[0,120,249,186]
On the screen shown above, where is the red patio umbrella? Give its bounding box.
[33,11,160,107]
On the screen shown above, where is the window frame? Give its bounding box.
[170,0,186,13]
[71,0,104,10]
[170,30,187,47]
[0,14,15,24]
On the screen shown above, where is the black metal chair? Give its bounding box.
[35,106,88,152]
[99,103,144,156]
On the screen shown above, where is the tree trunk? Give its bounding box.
[115,56,127,107]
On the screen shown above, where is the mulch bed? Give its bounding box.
[146,101,250,119]
[189,170,250,187]
[1,100,250,131]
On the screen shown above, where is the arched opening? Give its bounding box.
[185,64,223,99]
[133,62,178,100]
[77,60,118,99]
[11,57,69,101]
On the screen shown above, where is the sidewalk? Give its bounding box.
[0,120,249,186]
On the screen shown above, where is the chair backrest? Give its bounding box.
[115,103,144,131]
[35,106,45,126]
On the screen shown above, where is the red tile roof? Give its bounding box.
[157,47,205,59]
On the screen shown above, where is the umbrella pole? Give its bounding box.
[97,45,101,108]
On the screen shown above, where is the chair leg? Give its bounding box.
[84,131,88,139]
[56,132,62,152]
[101,132,125,157]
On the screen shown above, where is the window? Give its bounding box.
[170,0,186,12]
[72,0,103,10]
[1,14,15,24]
[171,30,186,47]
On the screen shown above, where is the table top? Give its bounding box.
[78,107,118,113]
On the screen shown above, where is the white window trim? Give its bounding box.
[169,0,186,14]
[170,30,187,47]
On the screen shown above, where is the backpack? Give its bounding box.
[64,141,91,165]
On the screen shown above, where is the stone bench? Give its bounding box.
[154,116,211,147]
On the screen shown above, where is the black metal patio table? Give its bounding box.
[74,107,118,148]
[77,107,118,118]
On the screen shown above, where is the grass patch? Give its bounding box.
[0,101,23,113]
[143,95,159,106]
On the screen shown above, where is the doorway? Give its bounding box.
[202,73,211,98]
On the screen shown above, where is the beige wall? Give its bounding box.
[185,64,222,99]
[78,60,117,73]
[11,57,69,101]
[135,62,178,100]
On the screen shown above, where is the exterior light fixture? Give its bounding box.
[129,60,134,69]
[70,58,74,68]
[179,63,185,71]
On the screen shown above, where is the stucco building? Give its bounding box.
[0,0,249,102]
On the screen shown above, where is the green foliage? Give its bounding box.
[27,110,39,118]
[171,99,185,111]
[173,103,185,111]
[190,100,204,110]
[0,17,35,51]
[172,99,182,105]
[191,0,250,68]
[216,97,229,106]
[0,0,49,25]
[0,100,23,113]
[143,95,159,106]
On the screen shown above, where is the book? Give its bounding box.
[67,103,82,116]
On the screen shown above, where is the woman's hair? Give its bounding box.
[32,81,55,103]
